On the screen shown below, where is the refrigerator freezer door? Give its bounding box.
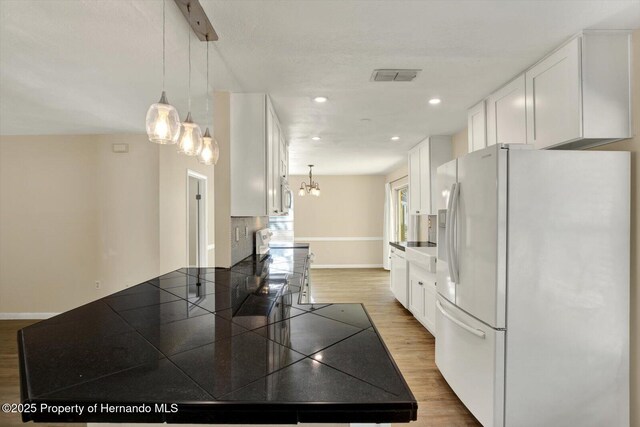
[455,145,507,328]
[435,295,505,427]
[436,159,457,304]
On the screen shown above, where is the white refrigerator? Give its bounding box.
[435,144,630,427]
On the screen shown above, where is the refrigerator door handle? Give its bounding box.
[446,183,456,283]
[436,300,486,338]
[449,183,460,284]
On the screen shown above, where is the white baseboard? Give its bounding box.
[311,264,384,269]
[0,313,59,320]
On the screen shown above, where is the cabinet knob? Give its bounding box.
[418,281,424,286]
[416,210,420,214]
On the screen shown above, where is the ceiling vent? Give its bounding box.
[370,69,421,82]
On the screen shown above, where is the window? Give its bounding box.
[395,186,408,242]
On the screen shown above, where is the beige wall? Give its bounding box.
[451,127,469,159]
[158,144,215,274]
[0,135,158,313]
[95,135,160,299]
[385,163,408,184]
[292,175,385,267]
[0,133,216,315]
[589,28,639,426]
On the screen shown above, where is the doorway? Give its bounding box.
[187,170,207,268]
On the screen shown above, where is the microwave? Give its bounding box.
[280,177,292,215]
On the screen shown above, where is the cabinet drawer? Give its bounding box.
[435,295,505,427]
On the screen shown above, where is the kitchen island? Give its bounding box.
[17,246,417,424]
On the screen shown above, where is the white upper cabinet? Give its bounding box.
[408,145,421,215]
[526,37,582,149]
[467,100,487,153]
[408,136,452,215]
[486,74,527,146]
[526,31,631,150]
[230,93,287,217]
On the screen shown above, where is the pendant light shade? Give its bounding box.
[146,0,180,144]
[198,128,219,165]
[146,92,181,144]
[177,112,203,156]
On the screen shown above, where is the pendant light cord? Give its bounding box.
[206,38,209,114]
[162,0,165,91]
[187,4,192,112]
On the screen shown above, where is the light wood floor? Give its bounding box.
[311,268,480,427]
[0,269,479,427]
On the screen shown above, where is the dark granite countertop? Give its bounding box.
[390,241,436,251]
[18,246,417,424]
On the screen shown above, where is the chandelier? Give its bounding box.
[298,165,321,197]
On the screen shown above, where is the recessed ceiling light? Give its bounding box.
[311,136,321,141]
[429,98,441,105]
[313,96,328,103]
[391,136,400,141]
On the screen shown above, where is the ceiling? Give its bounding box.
[1,1,639,175]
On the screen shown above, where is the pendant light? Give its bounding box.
[146,0,180,144]
[198,37,220,165]
[177,3,203,156]
[298,165,321,197]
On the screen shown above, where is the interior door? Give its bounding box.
[188,177,199,267]
[455,145,506,328]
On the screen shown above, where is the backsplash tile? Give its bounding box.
[230,216,268,265]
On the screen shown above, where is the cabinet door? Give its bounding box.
[526,37,581,149]
[419,143,431,215]
[486,74,527,146]
[423,278,436,334]
[391,251,408,307]
[389,251,395,292]
[409,268,425,322]
[408,146,421,214]
[467,100,487,153]
[266,101,277,215]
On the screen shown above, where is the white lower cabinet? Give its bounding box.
[408,262,436,335]
[390,248,408,308]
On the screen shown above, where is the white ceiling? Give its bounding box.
[1,1,639,175]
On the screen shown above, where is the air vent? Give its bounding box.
[370,69,421,82]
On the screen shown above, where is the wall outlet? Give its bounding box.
[95,281,101,289]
